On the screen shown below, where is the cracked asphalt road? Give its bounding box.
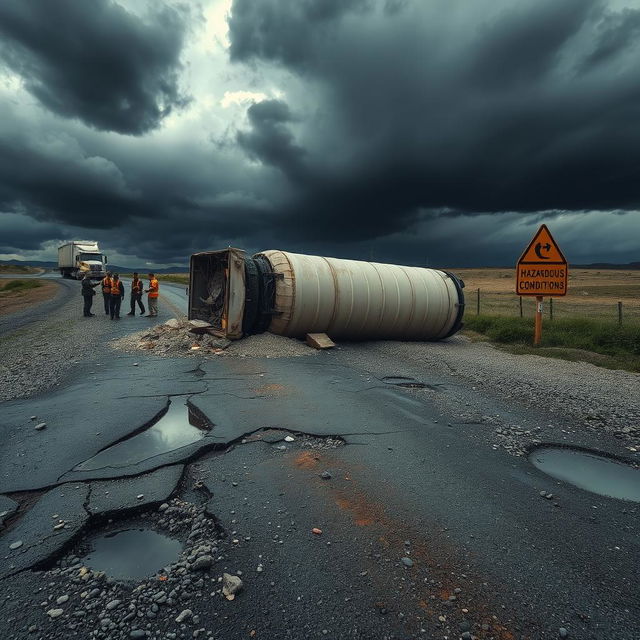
[0,280,639,639]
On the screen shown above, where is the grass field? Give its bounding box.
[455,269,640,372]
[455,268,640,324]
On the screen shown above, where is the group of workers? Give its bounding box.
[81,272,159,320]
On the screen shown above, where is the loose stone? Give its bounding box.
[401,557,414,567]
[191,555,213,571]
[222,574,243,600]
[176,609,193,623]
[46,609,64,618]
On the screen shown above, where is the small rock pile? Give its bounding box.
[112,319,232,357]
[31,499,244,639]
[112,319,320,359]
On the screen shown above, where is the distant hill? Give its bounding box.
[0,259,189,273]
[573,262,640,270]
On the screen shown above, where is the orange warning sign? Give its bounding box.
[516,224,568,296]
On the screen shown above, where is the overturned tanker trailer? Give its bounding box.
[188,248,465,341]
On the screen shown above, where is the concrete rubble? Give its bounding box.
[111,320,321,358]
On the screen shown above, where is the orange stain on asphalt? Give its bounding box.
[294,450,320,469]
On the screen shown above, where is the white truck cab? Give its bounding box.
[58,241,108,280]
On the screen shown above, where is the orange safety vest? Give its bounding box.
[131,278,142,294]
[110,280,123,296]
[148,278,159,298]
[102,277,112,294]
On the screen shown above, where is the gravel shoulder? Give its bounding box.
[0,286,123,402]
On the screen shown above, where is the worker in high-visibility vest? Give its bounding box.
[145,273,159,317]
[100,272,112,315]
[109,273,125,320]
[126,272,146,316]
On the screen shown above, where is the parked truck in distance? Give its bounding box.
[58,241,108,280]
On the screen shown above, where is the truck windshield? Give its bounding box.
[79,253,103,262]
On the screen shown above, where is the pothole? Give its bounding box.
[530,446,640,502]
[74,400,211,471]
[382,376,429,389]
[80,528,182,581]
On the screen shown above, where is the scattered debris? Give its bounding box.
[222,573,243,600]
[306,333,336,350]
[312,528,323,535]
[111,325,317,359]
[320,471,332,480]
[187,319,213,334]
[284,435,295,442]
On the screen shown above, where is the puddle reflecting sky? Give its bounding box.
[530,447,640,502]
[75,400,208,470]
[83,529,181,580]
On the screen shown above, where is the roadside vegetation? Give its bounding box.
[0,278,56,316]
[119,273,189,285]
[0,264,40,274]
[455,268,640,372]
[0,279,42,294]
[464,314,640,372]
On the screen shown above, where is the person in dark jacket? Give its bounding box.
[127,272,146,316]
[109,273,125,320]
[81,273,100,317]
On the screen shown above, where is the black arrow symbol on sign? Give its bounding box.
[534,242,551,259]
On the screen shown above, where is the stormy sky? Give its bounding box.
[0,0,639,268]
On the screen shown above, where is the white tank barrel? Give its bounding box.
[188,248,465,340]
[258,250,464,340]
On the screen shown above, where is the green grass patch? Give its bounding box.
[464,314,640,372]
[0,279,43,293]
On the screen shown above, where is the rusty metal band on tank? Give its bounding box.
[188,248,465,341]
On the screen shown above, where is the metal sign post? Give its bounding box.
[516,225,568,346]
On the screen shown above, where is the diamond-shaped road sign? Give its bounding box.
[516,224,568,296]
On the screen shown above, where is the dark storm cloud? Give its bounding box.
[0,109,147,226]
[580,7,640,70]
[236,100,307,182]
[228,0,371,66]
[0,0,189,134]
[229,0,640,245]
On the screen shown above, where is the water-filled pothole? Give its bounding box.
[75,400,210,471]
[530,446,640,502]
[82,528,182,580]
